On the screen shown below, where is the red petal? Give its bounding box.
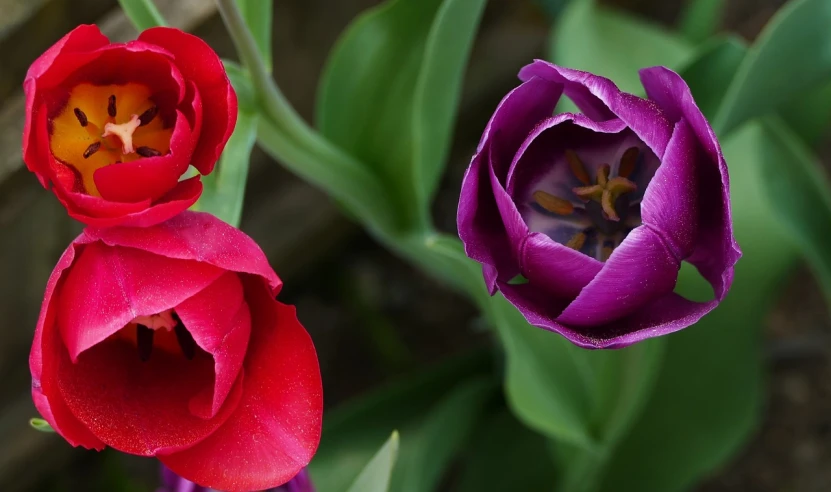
[57,242,226,361]
[83,211,281,293]
[30,244,105,450]
[139,27,237,174]
[55,334,244,456]
[175,272,251,418]
[70,177,203,228]
[160,278,322,492]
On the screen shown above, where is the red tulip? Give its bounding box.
[23,25,237,227]
[30,212,322,491]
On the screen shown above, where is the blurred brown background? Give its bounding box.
[0,0,828,490]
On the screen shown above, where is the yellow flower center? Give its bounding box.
[49,83,174,196]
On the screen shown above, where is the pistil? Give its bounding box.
[102,114,142,154]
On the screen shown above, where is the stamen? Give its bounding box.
[618,147,639,178]
[83,142,101,159]
[138,106,158,126]
[601,189,619,221]
[102,114,142,154]
[607,177,637,195]
[532,190,574,215]
[174,324,196,360]
[565,150,591,185]
[565,232,586,250]
[73,108,88,127]
[136,324,154,362]
[136,146,162,158]
[573,184,604,201]
[107,95,117,118]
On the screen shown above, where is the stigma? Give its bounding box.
[102,114,142,154]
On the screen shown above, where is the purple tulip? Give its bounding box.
[457,61,741,348]
[158,464,315,492]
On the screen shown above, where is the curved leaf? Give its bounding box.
[316,0,486,228]
[714,0,831,135]
[551,0,693,96]
[346,432,400,492]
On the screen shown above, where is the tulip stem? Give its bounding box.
[216,0,400,234]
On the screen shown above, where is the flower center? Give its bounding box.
[49,83,173,196]
[527,146,646,261]
[110,309,197,362]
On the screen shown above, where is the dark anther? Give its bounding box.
[171,312,196,360]
[138,106,158,126]
[73,108,88,127]
[83,142,101,159]
[107,95,117,118]
[136,324,154,362]
[136,146,162,158]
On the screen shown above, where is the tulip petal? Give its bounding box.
[67,177,203,228]
[160,279,322,492]
[640,119,700,259]
[584,294,718,348]
[556,226,680,326]
[519,60,673,158]
[83,211,281,293]
[458,77,562,293]
[139,27,237,175]
[57,242,226,361]
[30,244,106,450]
[55,329,244,456]
[639,66,741,299]
[175,272,251,418]
[499,279,572,329]
[521,232,602,299]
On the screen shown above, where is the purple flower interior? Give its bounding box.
[508,120,660,261]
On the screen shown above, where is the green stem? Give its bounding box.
[217,0,400,234]
[215,0,297,135]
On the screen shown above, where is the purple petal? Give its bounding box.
[498,280,572,328]
[566,294,718,349]
[639,66,741,300]
[556,226,680,326]
[519,60,673,159]
[520,232,602,299]
[640,119,700,259]
[458,77,563,292]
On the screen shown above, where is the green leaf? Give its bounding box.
[194,110,257,227]
[117,0,167,30]
[235,0,272,72]
[346,432,400,492]
[679,0,725,44]
[309,350,492,491]
[316,0,486,229]
[453,407,558,492]
[778,81,831,148]
[392,378,495,492]
[29,417,55,432]
[714,0,831,135]
[676,36,748,120]
[758,116,831,312]
[550,0,693,97]
[596,122,798,492]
